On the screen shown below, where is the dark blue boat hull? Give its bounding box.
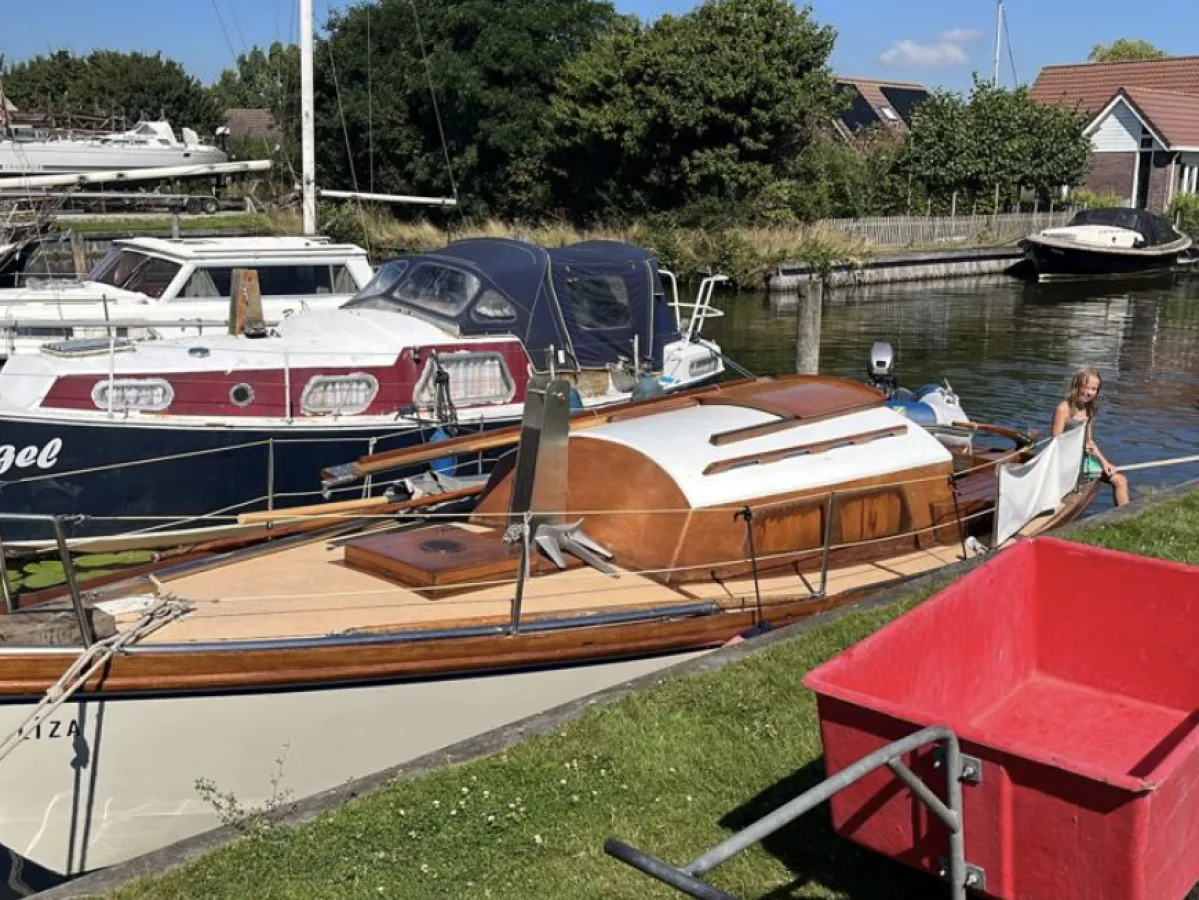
[0,417,492,544]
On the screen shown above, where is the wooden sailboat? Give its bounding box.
[0,371,1095,881]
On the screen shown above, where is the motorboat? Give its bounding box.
[0,366,1096,881]
[0,120,226,177]
[0,237,727,548]
[0,235,376,359]
[1020,207,1192,280]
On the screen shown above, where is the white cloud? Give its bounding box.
[879,39,970,67]
[939,27,984,43]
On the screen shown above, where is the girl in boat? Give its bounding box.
[1052,365,1129,506]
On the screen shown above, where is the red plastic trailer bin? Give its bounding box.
[804,536,1199,900]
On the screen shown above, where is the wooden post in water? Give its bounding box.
[70,232,87,279]
[229,268,266,337]
[795,279,823,375]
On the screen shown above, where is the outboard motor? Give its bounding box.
[867,341,898,398]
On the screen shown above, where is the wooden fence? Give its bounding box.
[817,211,1074,248]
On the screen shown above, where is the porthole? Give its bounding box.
[229,382,255,408]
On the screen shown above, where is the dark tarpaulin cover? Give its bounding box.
[1067,208,1183,247]
[548,240,679,368]
[357,237,679,370]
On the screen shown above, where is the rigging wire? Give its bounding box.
[368,5,375,195]
[409,0,459,205]
[322,3,371,249]
[1002,4,1019,86]
[210,0,240,67]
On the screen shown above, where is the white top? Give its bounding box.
[113,236,371,262]
[578,403,952,508]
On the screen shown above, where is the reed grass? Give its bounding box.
[107,488,1199,900]
[304,207,871,288]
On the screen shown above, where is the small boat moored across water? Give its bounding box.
[1019,207,1192,281]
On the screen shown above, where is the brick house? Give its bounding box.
[1030,57,1199,212]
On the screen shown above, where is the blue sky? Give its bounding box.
[3,0,1195,93]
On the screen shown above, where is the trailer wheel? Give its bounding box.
[186,197,202,214]
[202,196,219,214]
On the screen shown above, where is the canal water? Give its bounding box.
[705,272,1199,514]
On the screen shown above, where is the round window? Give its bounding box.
[229,383,255,408]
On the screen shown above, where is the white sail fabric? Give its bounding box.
[994,424,1087,546]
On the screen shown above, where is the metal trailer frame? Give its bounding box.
[604,726,981,900]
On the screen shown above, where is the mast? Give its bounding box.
[993,0,1005,86]
[300,0,317,235]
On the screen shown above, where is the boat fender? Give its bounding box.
[631,374,665,401]
[569,386,584,411]
[427,426,457,476]
[885,400,939,426]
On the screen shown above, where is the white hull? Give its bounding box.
[0,143,226,177]
[0,651,699,882]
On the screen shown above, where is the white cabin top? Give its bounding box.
[112,236,371,262]
[578,403,952,508]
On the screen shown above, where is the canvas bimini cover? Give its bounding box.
[345,237,680,371]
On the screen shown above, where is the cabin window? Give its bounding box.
[414,352,516,407]
[90,250,181,299]
[391,263,481,317]
[178,264,358,299]
[300,373,380,415]
[470,290,517,323]
[91,378,174,412]
[357,262,408,298]
[568,275,632,330]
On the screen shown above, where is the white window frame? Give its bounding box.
[91,378,175,412]
[300,373,380,416]
[413,351,516,407]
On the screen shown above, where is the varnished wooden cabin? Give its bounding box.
[343,376,967,591]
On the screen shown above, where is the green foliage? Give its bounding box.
[548,0,841,220]
[783,130,908,220]
[209,42,301,192]
[1068,187,1124,209]
[1088,39,1167,63]
[1167,193,1199,239]
[1,50,221,132]
[311,0,620,219]
[901,77,1091,210]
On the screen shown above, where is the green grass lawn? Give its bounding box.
[107,488,1199,900]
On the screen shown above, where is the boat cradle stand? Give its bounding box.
[603,725,982,900]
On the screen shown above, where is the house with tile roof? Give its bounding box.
[1030,56,1199,212]
[221,109,280,142]
[834,77,929,141]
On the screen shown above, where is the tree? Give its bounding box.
[210,43,302,184]
[210,42,300,117]
[901,78,1090,210]
[1,50,221,133]
[1088,39,1167,63]
[547,0,841,219]
[311,0,620,218]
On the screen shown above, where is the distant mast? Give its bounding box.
[299,0,317,236]
[993,0,1005,85]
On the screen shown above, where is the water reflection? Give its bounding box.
[708,272,1199,513]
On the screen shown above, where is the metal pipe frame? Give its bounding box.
[0,512,95,646]
[605,726,974,900]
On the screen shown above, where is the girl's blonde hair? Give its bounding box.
[1066,365,1102,419]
